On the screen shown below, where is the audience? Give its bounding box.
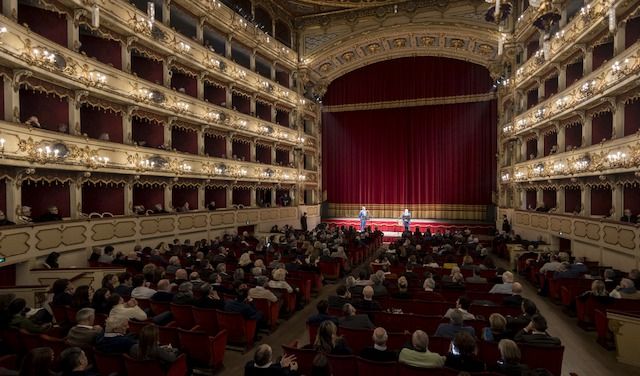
[354,286,381,312]
[444,331,486,372]
[150,279,174,302]
[307,320,351,355]
[489,271,514,294]
[360,327,397,361]
[392,277,412,299]
[245,344,298,376]
[492,339,530,376]
[503,282,524,307]
[444,296,475,321]
[514,314,561,346]
[19,347,54,376]
[129,325,178,367]
[59,347,94,376]
[114,273,133,297]
[482,313,508,342]
[195,283,224,309]
[435,309,475,338]
[95,316,137,354]
[249,276,279,303]
[106,293,147,322]
[398,330,445,368]
[609,278,640,299]
[307,299,338,326]
[66,308,102,347]
[328,285,351,309]
[130,274,156,299]
[338,303,374,330]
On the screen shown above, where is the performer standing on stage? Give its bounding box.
[358,206,369,232]
[401,208,411,232]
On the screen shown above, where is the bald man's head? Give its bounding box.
[512,282,523,294]
[372,327,388,346]
[254,344,272,367]
[411,330,429,352]
[363,286,374,300]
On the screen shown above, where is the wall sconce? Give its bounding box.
[84,71,107,87]
[298,174,307,181]
[237,119,248,128]
[89,155,109,168]
[555,96,570,110]
[501,172,510,182]
[606,150,627,166]
[552,162,565,173]
[179,162,192,173]
[514,171,525,180]
[579,4,591,19]
[580,80,597,97]
[147,2,155,26]
[534,107,546,120]
[611,59,631,77]
[206,111,221,122]
[297,136,306,143]
[177,41,191,53]
[573,156,590,171]
[206,57,221,69]
[532,163,544,175]
[175,101,189,113]
[516,118,528,130]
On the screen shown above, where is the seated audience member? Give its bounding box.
[51,278,74,306]
[360,327,397,362]
[539,255,563,274]
[130,274,156,300]
[338,303,374,330]
[307,299,338,326]
[306,320,351,355]
[35,206,63,222]
[166,256,181,274]
[114,273,133,297]
[66,308,102,347]
[445,331,486,372]
[97,246,115,265]
[173,269,189,287]
[59,347,94,376]
[95,315,137,354]
[71,285,92,310]
[489,271,514,294]
[249,276,278,303]
[172,282,196,305]
[579,280,609,300]
[107,293,147,321]
[101,273,118,292]
[434,309,475,338]
[245,344,298,376]
[392,277,412,299]
[150,279,174,302]
[224,286,263,322]
[603,269,618,291]
[130,325,178,367]
[398,330,446,368]
[444,296,476,321]
[609,278,640,299]
[423,277,436,292]
[8,298,50,333]
[506,299,538,336]
[91,288,111,315]
[491,339,530,376]
[311,354,330,376]
[465,266,488,284]
[482,313,508,342]
[16,205,33,224]
[268,268,294,293]
[442,267,461,283]
[195,283,224,309]
[631,269,640,290]
[514,314,561,346]
[0,210,15,226]
[328,285,351,309]
[354,286,382,312]
[503,282,524,307]
[19,347,54,376]
[370,270,388,296]
[620,208,638,223]
[43,252,60,269]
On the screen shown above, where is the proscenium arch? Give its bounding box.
[306,24,501,85]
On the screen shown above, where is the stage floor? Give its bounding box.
[322,217,494,235]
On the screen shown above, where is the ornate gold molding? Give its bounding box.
[322,93,496,112]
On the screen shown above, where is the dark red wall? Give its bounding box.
[205,187,226,209]
[19,90,69,132]
[18,5,67,47]
[82,184,124,215]
[79,34,122,69]
[21,181,70,218]
[133,186,164,211]
[80,105,123,142]
[172,187,198,210]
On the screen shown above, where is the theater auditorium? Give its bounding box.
[0,0,638,375]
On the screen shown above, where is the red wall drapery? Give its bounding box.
[82,184,124,215]
[232,188,251,206]
[172,187,198,210]
[624,185,640,215]
[544,133,557,156]
[592,112,612,144]
[205,187,226,209]
[171,128,198,154]
[624,100,640,136]
[80,105,123,143]
[133,186,164,210]
[170,72,197,98]
[18,5,67,47]
[322,100,497,206]
[204,135,226,157]
[79,34,122,69]
[591,187,612,216]
[21,181,70,218]
[565,188,581,213]
[543,189,557,209]
[526,190,537,210]
[19,90,69,132]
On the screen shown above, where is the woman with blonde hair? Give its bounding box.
[482,313,508,342]
[268,268,294,293]
[305,320,351,355]
[238,252,253,273]
[492,339,529,376]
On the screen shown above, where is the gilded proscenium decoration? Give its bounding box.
[507,44,640,137]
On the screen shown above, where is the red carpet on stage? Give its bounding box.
[322,218,494,235]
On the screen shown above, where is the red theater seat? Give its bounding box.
[356,357,398,376]
[124,353,188,376]
[253,298,280,330]
[326,354,357,375]
[94,349,126,376]
[520,344,564,376]
[170,303,196,329]
[191,307,219,335]
[150,301,171,315]
[319,261,341,280]
[216,310,257,349]
[281,342,317,376]
[177,328,227,371]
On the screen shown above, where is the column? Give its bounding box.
[581,186,591,216]
[196,17,204,43]
[519,138,527,162]
[198,185,205,210]
[271,144,277,165]
[557,188,566,214]
[162,0,170,25]
[225,85,233,109]
[123,107,134,144]
[162,60,172,87]
[69,181,81,219]
[197,130,204,155]
[613,101,624,139]
[225,135,233,159]
[582,116,593,147]
[270,188,276,207]
[270,63,276,82]
[225,36,232,59]
[612,185,623,220]
[164,123,172,149]
[164,185,172,211]
[271,106,277,123]
[536,133,544,158]
[68,17,80,51]
[6,179,19,222]
[559,7,568,28]
[537,79,545,102]
[2,0,16,20]
[250,187,256,207]
[250,95,256,116]
[196,73,205,101]
[558,66,567,91]
[124,183,133,215]
[68,94,81,136]
[250,140,256,162]
[557,125,566,152]
[536,189,543,209]
[583,48,593,75]
[519,190,526,210]
[121,42,131,73]
[4,78,19,122]
[226,186,233,208]
[250,50,256,72]
[614,21,626,55]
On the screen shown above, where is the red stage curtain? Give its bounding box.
[82,184,124,215]
[324,57,492,106]
[322,100,496,205]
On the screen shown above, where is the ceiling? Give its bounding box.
[272,0,410,18]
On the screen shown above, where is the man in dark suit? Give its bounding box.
[338,303,374,330]
[114,272,133,297]
[354,286,382,312]
[620,209,638,223]
[434,309,475,339]
[245,344,298,376]
[300,212,308,232]
[503,282,524,307]
[507,298,538,336]
[150,279,174,302]
[224,287,263,322]
[465,266,488,284]
[514,314,561,346]
[94,316,137,354]
[360,327,397,362]
[307,299,338,326]
[328,285,351,309]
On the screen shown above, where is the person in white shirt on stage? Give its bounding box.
[358,206,369,232]
[401,208,411,232]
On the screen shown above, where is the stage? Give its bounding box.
[322,217,495,236]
